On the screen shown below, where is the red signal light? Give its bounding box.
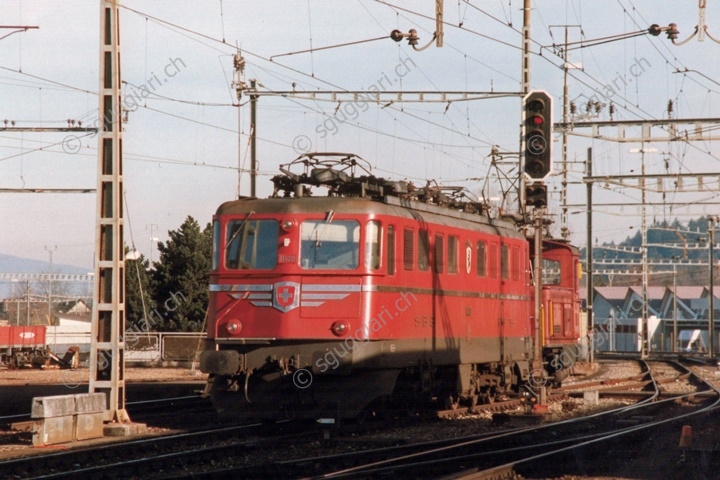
[529,114,544,126]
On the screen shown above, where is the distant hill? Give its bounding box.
[583,216,715,287]
[0,253,90,300]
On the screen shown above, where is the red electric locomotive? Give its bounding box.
[200,153,582,420]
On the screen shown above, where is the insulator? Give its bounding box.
[569,101,576,115]
[667,99,674,115]
[233,54,245,72]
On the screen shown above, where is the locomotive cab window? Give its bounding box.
[212,220,221,270]
[542,259,561,285]
[226,219,279,269]
[365,220,382,270]
[301,219,359,270]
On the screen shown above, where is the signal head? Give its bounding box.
[525,184,547,208]
[522,90,553,181]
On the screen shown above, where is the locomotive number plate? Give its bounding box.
[415,315,435,328]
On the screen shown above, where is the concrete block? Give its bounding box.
[33,416,74,446]
[31,395,75,419]
[75,412,105,441]
[584,390,600,406]
[104,422,147,437]
[75,393,106,414]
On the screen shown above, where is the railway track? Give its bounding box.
[5,359,717,479]
[455,358,720,480]
[1,394,213,433]
[180,359,716,480]
[0,419,319,479]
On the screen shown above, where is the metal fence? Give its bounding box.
[47,331,206,366]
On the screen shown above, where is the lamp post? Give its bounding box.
[11,279,20,325]
[673,261,677,353]
[45,245,57,325]
[150,237,159,264]
[629,145,658,357]
[709,218,715,359]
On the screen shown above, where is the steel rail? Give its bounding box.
[461,359,720,480]
[308,360,719,479]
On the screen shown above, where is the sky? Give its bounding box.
[1,1,720,270]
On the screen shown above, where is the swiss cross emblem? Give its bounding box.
[273,282,300,312]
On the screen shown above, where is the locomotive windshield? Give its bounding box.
[301,219,360,270]
[226,219,279,269]
[542,258,561,285]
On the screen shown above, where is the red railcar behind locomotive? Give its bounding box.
[0,324,48,368]
[200,153,582,420]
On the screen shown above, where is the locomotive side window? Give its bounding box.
[418,230,430,271]
[212,220,220,270]
[388,225,396,275]
[476,240,487,277]
[403,228,414,271]
[301,219,359,270]
[501,244,510,279]
[434,234,444,274]
[448,236,458,274]
[365,220,382,270]
[226,219,279,269]
[512,245,520,281]
[488,243,499,278]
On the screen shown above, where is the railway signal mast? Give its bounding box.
[523,90,553,409]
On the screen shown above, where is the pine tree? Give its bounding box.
[150,216,212,332]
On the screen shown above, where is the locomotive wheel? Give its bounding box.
[468,395,478,413]
[444,394,459,410]
[208,375,241,416]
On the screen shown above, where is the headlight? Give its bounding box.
[226,319,242,335]
[330,321,348,337]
